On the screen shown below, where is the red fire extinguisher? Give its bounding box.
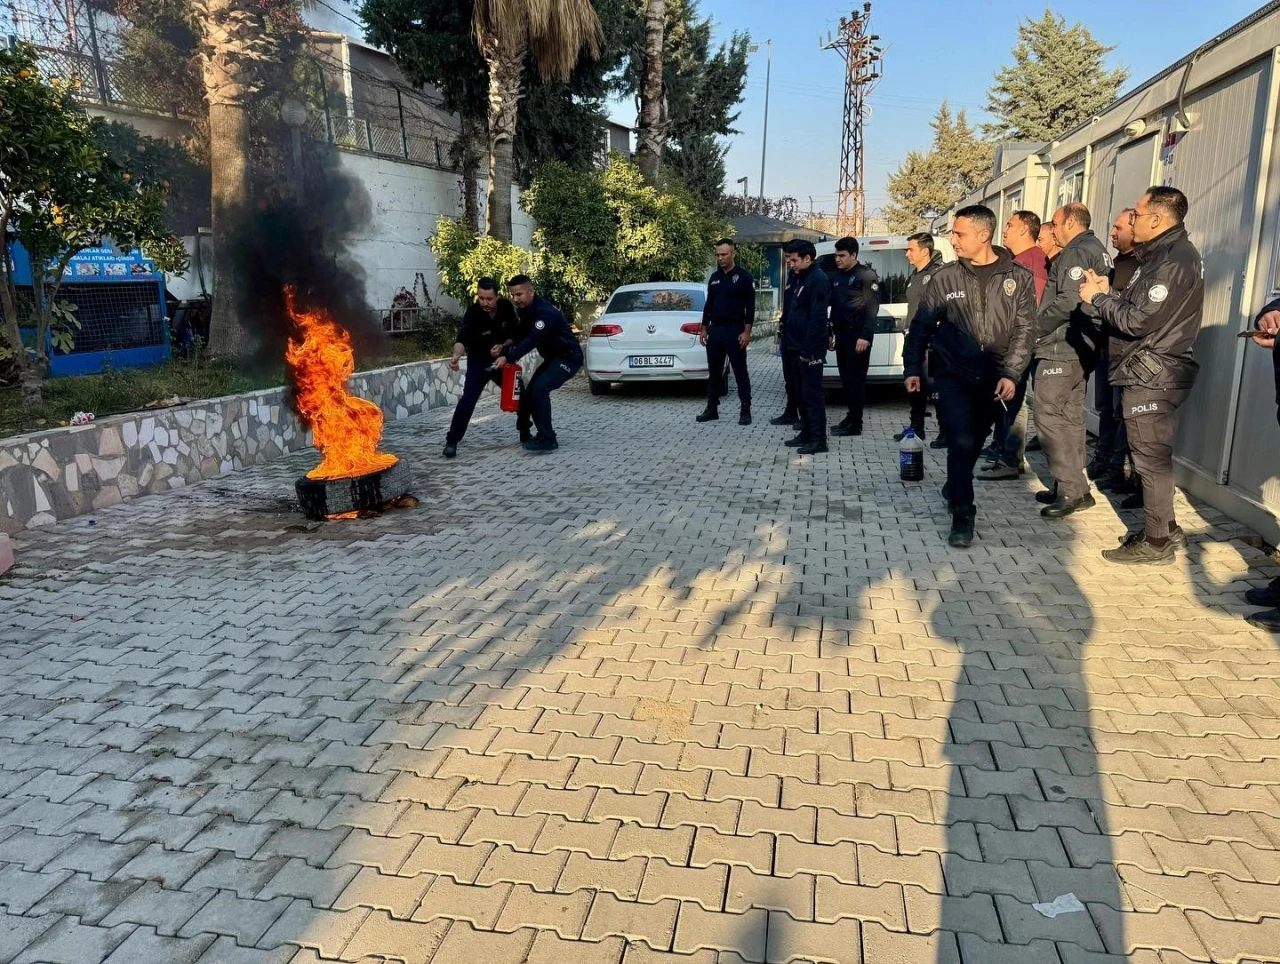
[500,362,523,413]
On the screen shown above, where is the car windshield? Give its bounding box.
[606,288,705,313]
[817,249,911,305]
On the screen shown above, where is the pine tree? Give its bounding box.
[985,8,1128,142]
[884,103,994,234]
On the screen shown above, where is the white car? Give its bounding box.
[814,234,955,386]
[585,282,713,394]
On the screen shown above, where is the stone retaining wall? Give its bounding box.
[0,357,463,534]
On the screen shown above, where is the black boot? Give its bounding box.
[696,407,719,422]
[948,506,976,548]
[770,412,800,426]
[739,407,752,426]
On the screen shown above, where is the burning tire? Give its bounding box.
[295,458,412,520]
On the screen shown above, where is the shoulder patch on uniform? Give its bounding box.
[1068,266,1084,281]
[870,282,879,291]
[535,319,546,330]
[1148,284,1168,304]
[1003,278,1016,296]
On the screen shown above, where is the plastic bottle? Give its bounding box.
[899,426,925,481]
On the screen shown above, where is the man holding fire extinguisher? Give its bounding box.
[493,275,584,453]
[443,277,521,459]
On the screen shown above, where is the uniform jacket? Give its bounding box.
[1091,224,1203,389]
[1256,296,1280,416]
[702,266,756,327]
[903,247,1036,383]
[506,295,584,366]
[1109,250,1139,293]
[828,262,880,341]
[456,298,520,359]
[1035,229,1112,363]
[779,264,832,358]
[905,252,944,325]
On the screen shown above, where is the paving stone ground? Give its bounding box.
[2,347,1279,964]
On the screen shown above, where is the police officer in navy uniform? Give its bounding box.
[1244,299,1279,632]
[493,275,583,454]
[901,232,946,446]
[780,239,833,455]
[1032,202,1113,518]
[442,277,521,459]
[771,267,803,428]
[1079,186,1204,564]
[827,236,880,437]
[696,238,755,425]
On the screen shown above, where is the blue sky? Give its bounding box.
[309,0,1265,217]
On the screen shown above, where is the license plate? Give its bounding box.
[629,355,675,368]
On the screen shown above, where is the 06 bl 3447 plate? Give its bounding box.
[629,355,675,368]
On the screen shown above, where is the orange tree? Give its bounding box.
[0,42,186,408]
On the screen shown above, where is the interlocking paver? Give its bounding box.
[2,350,1277,964]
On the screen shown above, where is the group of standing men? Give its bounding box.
[904,185,1218,564]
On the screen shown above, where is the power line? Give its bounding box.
[822,3,883,236]
[310,0,365,32]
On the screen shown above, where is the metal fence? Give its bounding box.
[21,39,177,116]
[310,112,450,169]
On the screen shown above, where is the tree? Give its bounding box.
[884,103,994,234]
[720,194,800,222]
[634,0,666,182]
[985,8,1128,142]
[0,44,186,406]
[472,0,604,241]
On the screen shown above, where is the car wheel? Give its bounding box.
[589,378,611,396]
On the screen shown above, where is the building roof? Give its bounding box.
[730,214,823,244]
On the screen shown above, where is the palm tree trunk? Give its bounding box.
[483,36,526,243]
[635,0,666,183]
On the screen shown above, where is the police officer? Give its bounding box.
[827,237,880,437]
[771,267,803,428]
[696,238,755,425]
[1245,299,1279,631]
[1092,208,1140,493]
[1033,202,1113,518]
[442,278,522,459]
[900,232,945,445]
[904,205,1035,548]
[1079,186,1203,564]
[493,275,583,454]
[780,239,832,455]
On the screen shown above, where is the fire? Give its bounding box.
[284,286,398,481]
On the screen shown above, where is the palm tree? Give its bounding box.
[634,0,665,183]
[473,0,603,242]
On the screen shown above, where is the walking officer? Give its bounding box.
[780,239,832,455]
[904,205,1036,548]
[1091,208,1140,494]
[493,275,584,454]
[696,238,755,425]
[900,232,946,445]
[827,236,880,437]
[771,267,803,428]
[443,277,521,458]
[1079,186,1204,564]
[1033,202,1113,518]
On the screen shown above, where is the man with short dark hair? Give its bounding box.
[901,232,945,444]
[827,236,880,436]
[1245,298,1279,632]
[905,205,1036,548]
[493,275,584,454]
[443,277,521,458]
[780,239,832,455]
[1005,210,1048,299]
[1032,202,1113,518]
[1079,185,1204,563]
[1092,208,1139,494]
[1038,222,1062,263]
[697,238,755,425]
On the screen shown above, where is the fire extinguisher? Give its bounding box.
[500,362,523,413]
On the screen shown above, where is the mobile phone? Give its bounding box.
[1239,329,1274,337]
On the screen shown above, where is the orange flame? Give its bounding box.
[284,286,398,481]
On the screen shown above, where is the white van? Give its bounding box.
[814,234,954,384]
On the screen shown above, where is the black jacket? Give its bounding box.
[904,247,1036,383]
[1110,250,1139,293]
[779,264,831,358]
[506,295,584,366]
[1035,229,1112,362]
[1092,224,1203,389]
[828,262,880,341]
[905,252,945,326]
[456,298,520,359]
[702,266,756,328]
[1257,296,1280,418]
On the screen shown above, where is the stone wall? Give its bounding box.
[0,357,464,534]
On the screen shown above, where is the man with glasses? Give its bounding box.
[1079,186,1204,564]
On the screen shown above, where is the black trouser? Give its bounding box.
[798,354,827,442]
[780,346,801,417]
[706,324,751,408]
[1035,357,1092,500]
[934,370,1002,512]
[908,384,928,434]
[446,359,502,445]
[1122,384,1190,539]
[1095,361,1130,470]
[834,331,871,428]
[519,357,580,442]
[992,366,1031,468]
